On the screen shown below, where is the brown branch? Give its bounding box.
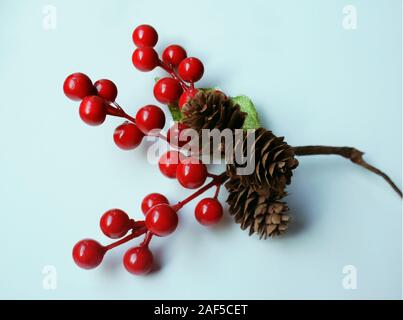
[293,145,402,198]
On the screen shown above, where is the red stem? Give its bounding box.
[172,172,228,211]
[123,113,136,123]
[111,101,124,111]
[106,103,136,123]
[105,226,147,251]
[158,60,190,91]
[141,231,153,247]
[213,183,221,199]
[129,220,146,229]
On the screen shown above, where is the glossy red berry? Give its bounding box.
[72,239,105,269]
[113,122,144,150]
[94,79,118,101]
[100,209,131,239]
[167,123,192,148]
[132,24,158,48]
[158,151,184,179]
[123,246,154,275]
[135,105,165,134]
[141,193,169,215]
[178,89,199,109]
[63,72,94,101]
[145,204,178,237]
[195,198,223,226]
[178,57,204,83]
[162,45,187,66]
[132,47,159,72]
[153,77,183,105]
[79,96,107,126]
[176,158,208,189]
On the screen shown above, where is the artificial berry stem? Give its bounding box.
[122,113,137,123]
[106,102,136,123]
[108,101,168,142]
[141,231,153,247]
[172,172,228,211]
[213,184,221,199]
[158,60,190,91]
[111,101,124,111]
[130,220,146,229]
[105,226,147,251]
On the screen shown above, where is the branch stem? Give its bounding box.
[141,231,153,247]
[105,102,136,123]
[158,60,190,91]
[293,145,402,198]
[172,172,228,211]
[105,226,148,251]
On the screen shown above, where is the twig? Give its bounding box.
[293,145,402,198]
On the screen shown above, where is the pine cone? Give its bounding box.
[225,177,290,239]
[181,90,246,131]
[181,90,246,154]
[227,128,298,195]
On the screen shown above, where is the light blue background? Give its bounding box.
[0,0,401,299]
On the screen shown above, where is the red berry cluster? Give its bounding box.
[131,24,203,108]
[65,24,226,276]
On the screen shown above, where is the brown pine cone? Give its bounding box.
[227,128,298,195]
[225,177,290,239]
[181,90,246,131]
[180,90,246,154]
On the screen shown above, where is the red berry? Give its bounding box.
[132,47,159,72]
[195,198,223,226]
[132,24,158,48]
[153,77,183,105]
[63,72,94,101]
[79,96,107,126]
[178,57,204,83]
[162,45,187,66]
[145,204,178,237]
[176,158,208,189]
[158,151,184,179]
[113,122,144,150]
[167,123,192,148]
[135,105,165,134]
[178,89,199,109]
[72,239,105,269]
[141,193,169,215]
[123,246,154,275]
[100,209,131,239]
[94,79,118,101]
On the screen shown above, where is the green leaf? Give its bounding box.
[168,103,183,121]
[231,95,261,130]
